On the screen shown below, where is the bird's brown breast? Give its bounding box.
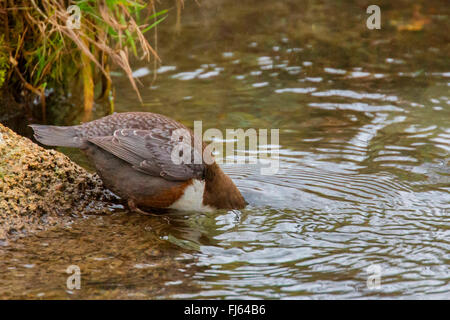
[135,179,194,208]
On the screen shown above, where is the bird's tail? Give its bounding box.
[29,124,83,148]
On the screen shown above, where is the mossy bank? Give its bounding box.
[0,123,115,240]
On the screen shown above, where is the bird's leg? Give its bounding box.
[127,199,170,223]
[128,199,156,216]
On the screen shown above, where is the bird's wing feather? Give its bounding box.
[88,129,205,181]
[88,136,143,167]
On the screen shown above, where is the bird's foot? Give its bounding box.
[127,199,170,223]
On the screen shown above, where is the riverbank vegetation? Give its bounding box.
[0,0,181,121]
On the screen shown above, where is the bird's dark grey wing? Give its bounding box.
[87,136,143,167]
[88,129,205,181]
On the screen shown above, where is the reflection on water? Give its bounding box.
[1,0,449,298]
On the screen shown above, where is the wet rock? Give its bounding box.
[0,123,115,240]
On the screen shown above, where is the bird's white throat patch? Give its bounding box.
[169,179,214,212]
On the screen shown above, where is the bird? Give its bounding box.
[29,112,247,214]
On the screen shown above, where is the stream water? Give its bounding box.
[1,0,449,299]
